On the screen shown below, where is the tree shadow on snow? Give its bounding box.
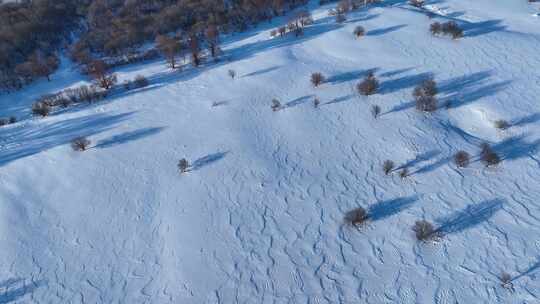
[326,68,378,85]
[462,19,506,38]
[286,95,313,108]
[192,151,229,171]
[242,66,282,78]
[95,127,165,149]
[435,199,503,235]
[490,134,540,163]
[512,258,540,282]
[384,70,511,114]
[0,278,46,303]
[323,94,355,106]
[367,24,407,36]
[512,113,540,128]
[397,150,440,171]
[379,71,433,94]
[0,112,134,167]
[368,196,418,221]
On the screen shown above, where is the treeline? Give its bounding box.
[0,0,309,92]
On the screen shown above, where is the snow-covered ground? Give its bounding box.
[1,0,540,303]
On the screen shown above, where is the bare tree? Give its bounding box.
[383,160,394,175]
[371,105,381,118]
[31,102,51,117]
[313,97,320,108]
[156,35,181,69]
[205,24,220,58]
[271,98,282,111]
[454,151,470,168]
[354,26,365,38]
[480,143,501,167]
[71,137,91,151]
[189,35,201,67]
[345,207,369,227]
[311,72,325,87]
[499,272,514,291]
[399,167,409,178]
[357,72,379,96]
[413,220,437,241]
[178,158,190,173]
[88,60,117,90]
[494,119,510,130]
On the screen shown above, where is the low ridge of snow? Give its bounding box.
[0,0,539,303]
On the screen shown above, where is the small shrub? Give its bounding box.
[271,98,282,111]
[71,137,91,151]
[134,75,149,88]
[313,97,320,108]
[8,116,16,124]
[270,29,277,37]
[278,26,287,37]
[500,272,513,290]
[442,21,463,39]
[353,26,365,38]
[413,78,438,98]
[413,220,437,241]
[337,0,351,14]
[430,22,442,35]
[454,151,470,168]
[415,95,438,112]
[178,158,190,173]
[357,72,379,96]
[58,97,72,108]
[123,80,132,90]
[494,119,510,130]
[383,160,395,175]
[345,207,369,227]
[336,13,347,23]
[399,167,409,178]
[480,143,501,167]
[431,21,463,39]
[228,69,236,79]
[409,0,424,7]
[32,102,51,117]
[311,72,325,87]
[371,105,381,118]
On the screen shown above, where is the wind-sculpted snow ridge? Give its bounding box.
[0,0,539,303]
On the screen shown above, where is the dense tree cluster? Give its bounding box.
[0,0,82,91]
[1,0,309,92]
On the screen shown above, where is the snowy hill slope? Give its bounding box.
[0,0,540,303]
